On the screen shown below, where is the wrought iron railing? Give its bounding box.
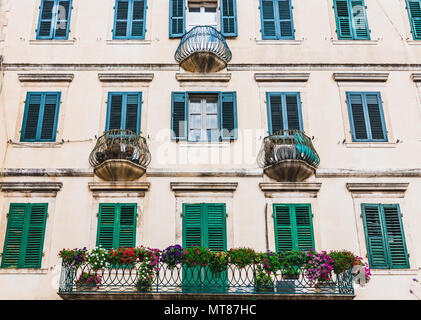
[174,25,232,65]
[89,129,151,168]
[257,130,320,169]
[59,262,354,295]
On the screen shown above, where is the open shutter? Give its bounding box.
[260,0,277,39]
[273,204,294,252]
[171,92,188,140]
[362,204,389,269]
[365,93,387,141]
[37,0,55,38]
[97,204,117,250]
[131,0,147,38]
[23,204,48,268]
[22,94,42,141]
[408,0,421,39]
[205,204,226,252]
[1,204,27,268]
[118,204,137,248]
[114,0,130,38]
[125,93,141,133]
[54,0,71,39]
[347,93,368,141]
[108,94,124,131]
[278,0,294,39]
[220,92,237,140]
[40,93,60,141]
[285,93,301,131]
[221,0,238,37]
[183,204,203,248]
[294,204,314,251]
[382,205,409,268]
[170,0,185,38]
[351,0,370,39]
[267,93,283,134]
[335,0,353,39]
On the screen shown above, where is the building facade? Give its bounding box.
[0,0,420,299]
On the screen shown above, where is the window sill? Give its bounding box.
[178,141,232,148]
[331,39,379,45]
[406,40,421,46]
[29,39,76,45]
[10,141,63,148]
[0,268,49,274]
[255,39,303,45]
[371,269,418,276]
[106,39,152,45]
[344,141,397,148]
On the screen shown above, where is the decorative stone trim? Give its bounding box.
[88,182,150,197]
[316,168,421,178]
[259,182,322,198]
[411,73,421,82]
[148,168,262,177]
[170,182,238,193]
[346,183,409,198]
[332,72,389,82]
[18,73,74,82]
[175,73,231,82]
[0,168,93,177]
[0,182,63,196]
[98,73,154,82]
[254,73,310,82]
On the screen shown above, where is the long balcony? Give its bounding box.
[257,130,320,182]
[58,262,354,300]
[174,26,232,73]
[89,129,151,181]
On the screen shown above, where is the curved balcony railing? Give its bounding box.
[174,26,232,73]
[59,261,354,296]
[257,130,320,182]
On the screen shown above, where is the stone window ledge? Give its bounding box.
[0,268,49,274]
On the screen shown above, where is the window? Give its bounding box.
[406,0,421,40]
[361,204,409,269]
[106,92,142,134]
[1,203,48,268]
[346,92,387,142]
[171,92,237,142]
[113,0,147,39]
[36,0,72,40]
[169,0,237,38]
[96,203,137,249]
[21,92,61,142]
[333,0,370,40]
[266,92,303,134]
[260,0,294,40]
[273,204,314,252]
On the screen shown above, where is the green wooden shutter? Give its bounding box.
[273,204,294,251]
[183,204,203,248]
[365,93,386,140]
[220,92,237,140]
[22,94,43,141]
[351,0,370,39]
[97,204,117,249]
[125,93,141,133]
[169,0,185,38]
[221,0,237,37]
[334,0,353,39]
[1,204,47,269]
[38,0,55,38]
[131,0,146,38]
[118,204,137,248]
[267,93,283,134]
[40,93,60,140]
[407,0,421,39]
[285,93,301,130]
[54,0,71,38]
[382,205,409,268]
[171,92,188,140]
[108,94,124,130]
[273,204,314,252]
[205,204,226,252]
[261,0,277,39]
[115,0,130,37]
[347,93,368,140]
[23,204,48,268]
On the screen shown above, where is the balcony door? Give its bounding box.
[187,5,218,31]
[188,95,219,142]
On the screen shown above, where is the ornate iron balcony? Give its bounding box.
[89,129,151,181]
[58,261,354,297]
[257,130,320,182]
[174,26,232,73]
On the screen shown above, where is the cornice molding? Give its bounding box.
[411,73,421,82]
[98,73,154,82]
[170,182,238,193]
[88,182,150,198]
[18,73,74,82]
[0,182,63,196]
[346,183,409,198]
[259,182,322,198]
[175,73,232,82]
[332,72,389,82]
[254,72,310,82]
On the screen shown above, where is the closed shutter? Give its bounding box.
[221,0,238,37]
[362,204,409,269]
[261,0,277,39]
[278,0,294,38]
[205,204,226,252]
[220,92,238,140]
[114,0,130,37]
[107,93,141,133]
[273,204,314,252]
[267,93,283,134]
[108,94,124,130]
[334,0,353,39]
[348,93,368,140]
[365,93,386,140]
[407,0,421,39]
[97,204,117,250]
[131,0,146,38]
[351,0,370,39]
[1,204,47,269]
[54,0,71,39]
[285,93,301,130]
[38,0,55,38]
[183,204,203,248]
[22,94,42,141]
[169,0,185,38]
[267,92,302,134]
[40,93,60,140]
[118,204,137,248]
[171,92,188,140]
[125,93,141,133]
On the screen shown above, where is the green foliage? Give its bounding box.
[227,248,257,268]
[329,250,356,274]
[182,247,212,268]
[208,252,229,275]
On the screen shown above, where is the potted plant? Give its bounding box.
[160,244,183,270]
[74,272,102,291]
[275,251,305,293]
[254,266,274,293]
[208,252,228,276]
[304,250,336,293]
[135,262,155,292]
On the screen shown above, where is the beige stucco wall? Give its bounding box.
[0,0,420,299]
